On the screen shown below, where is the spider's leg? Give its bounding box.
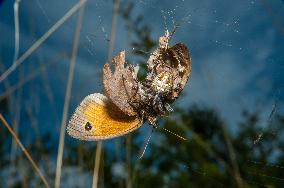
[152,121,158,129]
[153,94,166,115]
[164,103,173,112]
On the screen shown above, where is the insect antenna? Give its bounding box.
[161,127,187,141]
[138,126,154,159]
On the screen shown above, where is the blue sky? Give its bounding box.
[0,0,284,139]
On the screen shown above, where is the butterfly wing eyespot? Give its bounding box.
[67,93,142,141]
[84,122,92,131]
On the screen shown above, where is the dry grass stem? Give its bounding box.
[107,0,120,61]
[0,0,87,84]
[0,114,50,188]
[10,69,23,162]
[54,2,85,188]
[126,135,132,188]
[0,62,11,89]
[39,59,60,124]
[92,141,102,188]
[9,0,21,162]
[13,0,21,66]
[0,53,66,101]
[221,125,243,188]
[92,0,121,187]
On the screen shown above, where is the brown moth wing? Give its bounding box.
[103,51,140,116]
[167,43,191,100]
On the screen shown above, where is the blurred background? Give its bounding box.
[1,0,284,187]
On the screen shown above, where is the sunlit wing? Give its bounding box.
[67,93,142,141]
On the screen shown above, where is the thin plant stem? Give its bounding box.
[0,61,11,90]
[9,0,21,164]
[92,1,121,187]
[10,68,23,161]
[27,106,43,148]
[39,63,60,125]
[13,0,21,66]
[261,0,284,38]
[126,135,132,188]
[92,141,102,188]
[203,55,243,187]
[202,45,243,187]
[0,53,66,101]
[0,114,50,188]
[221,125,243,188]
[54,2,85,188]
[0,0,87,84]
[8,69,23,186]
[107,0,120,61]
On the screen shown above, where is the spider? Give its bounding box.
[104,29,191,129]
[122,50,187,128]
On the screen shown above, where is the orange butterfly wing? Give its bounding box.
[67,93,142,141]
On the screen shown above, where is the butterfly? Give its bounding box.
[67,30,191,141]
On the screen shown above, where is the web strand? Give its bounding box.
[161,127,187,141]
